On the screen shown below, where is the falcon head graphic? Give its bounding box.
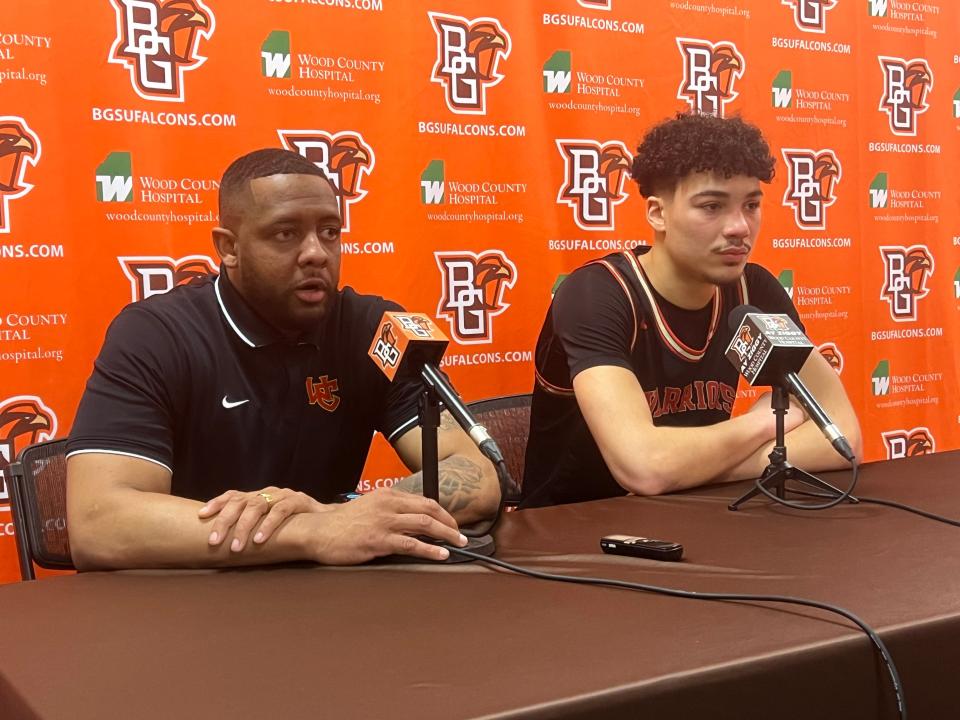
[0,121,37,194]
[327,136,371,199]
[710,45,743,96]
[0,400,53,474]
[474,252,515,310]
[812,153,840,202]
[904,430,933,456]
[157,0,212,61]
[903,61,932,110]
[818,344,842,373]
[597,145,631,200]
[379,321,397,348]
[903,248,933,294]
[466,22,509,80]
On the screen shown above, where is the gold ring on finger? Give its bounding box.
[258,492,274,507]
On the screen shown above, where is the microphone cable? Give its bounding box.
[748,460,861,511]
[786,487,960,529]
[446,545,906,720]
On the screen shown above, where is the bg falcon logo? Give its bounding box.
[556,139,631,231]
[278,130,373,233]
[878,56,933,137]
[0,396,57,507]
[882,428,934,459]
[371,322,401,369]
[119,254,217,302]
[781,149,841,230]
[879,245,934,322]
[676,38,744,117]
[578,0,612,8]
[108,0,214,103]
[817,342,843,374]
[435,250,516,345]
[0,117,40,234]
[781,0,836,33]
[429,12,511,115]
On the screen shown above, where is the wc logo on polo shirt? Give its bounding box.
[879,245,934,322]
[781,0,836,33]
[556,139,631,232]
[781,149,840,231]
[676,38,744,117]
[0,396,58,508]
[882,428,934,459]
[0,117,41,234]
[429,12,511,115]
[108,0,215,103]
[435,250,516,344]
[817,342,843,374]
[306,375,340,412]
[119,254,218,302]
[277,130,374,233]
[878,56,933,137]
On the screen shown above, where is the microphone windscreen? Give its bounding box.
[727,304,760,332]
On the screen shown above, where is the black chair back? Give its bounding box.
[467,393,532,506]
[8,438,73,580]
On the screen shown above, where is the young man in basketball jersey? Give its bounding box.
[521,113,861,508]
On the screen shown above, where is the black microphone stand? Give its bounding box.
[728,386,849,511]
[418,386,495,563]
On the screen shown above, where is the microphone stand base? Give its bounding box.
[728,463,851,511]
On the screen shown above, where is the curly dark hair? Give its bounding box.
[630,113,776,198]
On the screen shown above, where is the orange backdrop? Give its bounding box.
[1,0,958,583]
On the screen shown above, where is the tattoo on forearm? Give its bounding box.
[439,410,458,431]
[394,455,484,514]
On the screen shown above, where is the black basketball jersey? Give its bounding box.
[521,245,802,508]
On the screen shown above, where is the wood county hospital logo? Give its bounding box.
[0,396,58,508]
[556,139,632,232]
[0,117,40,234]
[676,38,744,117]
[781,148,841,230]
[429,12,511,115]
[878,56,933,137]
[781,0,837,33]
[278,130,374,234]
[435,250,516,344]
[108,0,215,102]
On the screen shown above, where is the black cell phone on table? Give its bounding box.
[600,535,684,562]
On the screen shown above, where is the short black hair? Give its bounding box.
[218,148,329,226]
[630,113,776,198]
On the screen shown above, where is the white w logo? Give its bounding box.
[870,0,888,16]
[543,70,571,93]
[261,52,291,78]
[421,180,444,205]
[96,175,133,202]
[772,86,791,108]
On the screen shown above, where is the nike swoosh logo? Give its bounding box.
[221,396,250,409]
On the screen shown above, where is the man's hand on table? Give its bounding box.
[199,486,467,564]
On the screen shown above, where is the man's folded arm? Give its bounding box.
[573,364,806,496]
[719,350,863,482]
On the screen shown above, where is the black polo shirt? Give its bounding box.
[67,272,422,502]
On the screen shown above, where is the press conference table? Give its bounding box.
[2,453,959,719]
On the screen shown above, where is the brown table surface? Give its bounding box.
[1,451,959,720]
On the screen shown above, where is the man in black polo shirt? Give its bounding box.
[521,113,861,508]
[67,149,500,567]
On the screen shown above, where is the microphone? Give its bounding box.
[367,311,505,466]
[725,305,855,463]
